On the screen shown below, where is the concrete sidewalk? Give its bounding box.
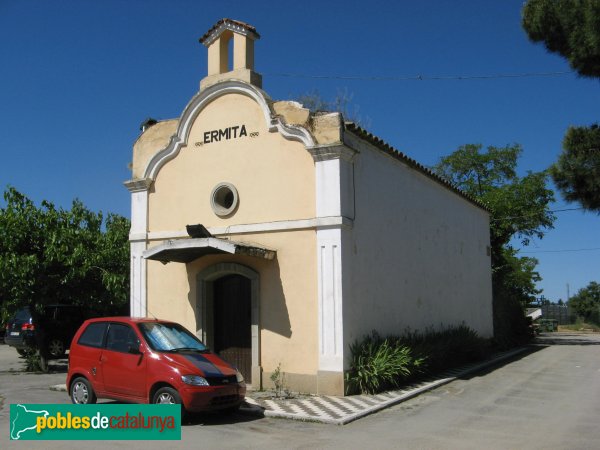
[240,346,529,425]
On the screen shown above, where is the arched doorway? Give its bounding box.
[196,263,260,386]
[213,274,251,382]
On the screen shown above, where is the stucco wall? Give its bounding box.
[147,93,316,233]
[343,139,494,347]
[145,230,318,376]
[141,91,319,377]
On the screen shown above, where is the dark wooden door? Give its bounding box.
[213,274,252,383]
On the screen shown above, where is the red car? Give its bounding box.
[66,317,245,414]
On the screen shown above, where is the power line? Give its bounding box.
[519,247,600,254]
[264,70,574,82]
[491,206,585,222]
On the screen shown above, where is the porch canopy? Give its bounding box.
[143,237,276,264]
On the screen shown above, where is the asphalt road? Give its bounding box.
[1,333,600,449]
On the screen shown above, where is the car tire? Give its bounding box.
[46,338,66,358]
[153,387,182,405]
[153,387,187,419]
[70,377,97,404]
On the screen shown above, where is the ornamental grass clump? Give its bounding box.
[346,325,490,395]
[345,332,425,395]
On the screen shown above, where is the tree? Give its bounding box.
[0,187,130,324]
[568,281,600,324]
[522,0,600,78]
[550,124,600,211]
[434,143,555,262]
[434,144,555,346]
[522,0,600,212]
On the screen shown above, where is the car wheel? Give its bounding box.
[153,387,182,405]
[46,338,66,358]
[153,387,187,420]
[71,377,97,404]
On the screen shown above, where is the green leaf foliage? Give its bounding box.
[522,2,600,213]
[346,326,489,395]
[0,187,130,323]
[568,281,600,324]
[551,124,600,212]
[522,0,600,78]
[346,332,424,395]
[433,143,555,260]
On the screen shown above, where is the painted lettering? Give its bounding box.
[196,124,253,146]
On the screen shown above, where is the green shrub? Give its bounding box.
[345,332,425,395]
[24,351,42,372]
[401,325,490,374]
[346,326,490,395]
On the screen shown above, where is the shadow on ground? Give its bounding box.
[533,333,600,346]
[183,410,263,426]
[458,345,543,381]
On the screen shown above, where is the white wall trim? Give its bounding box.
[129,190,148,318]
[317,228,344,371]
[143,80,314,181]
[130,241,147,318]
[308,144,358,162]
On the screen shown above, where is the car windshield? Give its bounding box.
[138,322,207,352]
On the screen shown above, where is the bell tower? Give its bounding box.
[199,19,262,90]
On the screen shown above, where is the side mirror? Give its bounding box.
[127,343,142,355]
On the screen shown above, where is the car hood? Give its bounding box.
[161,351,237,377]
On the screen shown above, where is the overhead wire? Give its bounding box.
[264,70,574,82]
[519,247,600,254]
[491,207,586,222]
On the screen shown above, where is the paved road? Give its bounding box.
[1,333,600,449]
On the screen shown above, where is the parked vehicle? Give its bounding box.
[66,317,246,414]
[4,305,85,358]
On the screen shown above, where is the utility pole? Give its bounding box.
[567,283,570,303]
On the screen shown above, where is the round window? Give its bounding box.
[211,183,239,217]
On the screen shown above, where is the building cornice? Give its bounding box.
[124,178,153,192]
[130,216,353,242]
[307,144,358,162]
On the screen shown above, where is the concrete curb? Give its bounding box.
[240,346,531,425]
[49,346,530,425]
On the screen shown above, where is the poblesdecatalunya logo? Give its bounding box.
[10,404,181,440]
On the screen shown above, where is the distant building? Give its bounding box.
[125,19,493,395]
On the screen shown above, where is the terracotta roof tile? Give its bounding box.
[199,18,260,44]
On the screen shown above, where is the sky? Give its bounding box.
[0,0,598,302]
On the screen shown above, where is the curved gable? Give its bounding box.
[144,80,314,181]
[146,81,317,231]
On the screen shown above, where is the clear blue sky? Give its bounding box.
[1,0,598,302]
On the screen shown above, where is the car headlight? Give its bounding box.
[235,370,244,383]
[181,375,209,386]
